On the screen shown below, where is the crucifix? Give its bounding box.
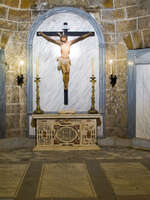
[37,22,95,105]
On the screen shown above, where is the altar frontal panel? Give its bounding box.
[36,118,97,146]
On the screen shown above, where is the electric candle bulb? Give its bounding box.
[19,60,24,74]
[109,59,113,74]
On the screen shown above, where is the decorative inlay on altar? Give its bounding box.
[32,114,101,150]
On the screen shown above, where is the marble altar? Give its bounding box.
[32,113,101,150]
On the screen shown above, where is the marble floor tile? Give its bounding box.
[36,163,96,198]
[0,164,29,198]
[100,162,150,196]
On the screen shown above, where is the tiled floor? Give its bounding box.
[0,147,150,200]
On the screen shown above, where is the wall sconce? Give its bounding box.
[17,60,24,87]
[109,59,117,87]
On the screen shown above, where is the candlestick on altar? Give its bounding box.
[33,76,44,114]
[88,75,98,114]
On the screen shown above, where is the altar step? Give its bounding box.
[33,144,100,151]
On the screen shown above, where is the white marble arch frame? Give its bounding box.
[0,49,5,138]
[127,48,150,138]
[26,7,105,136]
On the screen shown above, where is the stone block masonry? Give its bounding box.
[0,0,150,137]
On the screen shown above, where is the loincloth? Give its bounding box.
[57,57,71,71]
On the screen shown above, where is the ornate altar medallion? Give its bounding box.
[56,127,78,143]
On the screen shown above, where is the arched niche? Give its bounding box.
[27,7,105,136]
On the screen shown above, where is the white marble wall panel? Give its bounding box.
[136,64,150,140]
[32,13,99,112]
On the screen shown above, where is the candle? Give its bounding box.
[19,63,21,75]
[109,59,113,74]
[91,58,94,76]
[36,57,39,77]
[19,60,24,74]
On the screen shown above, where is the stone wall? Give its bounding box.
[0,0,150,137]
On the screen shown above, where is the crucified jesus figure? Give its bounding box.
[38,31,93,90]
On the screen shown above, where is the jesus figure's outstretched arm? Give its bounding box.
[38,32,61,46]
[70,32,93,45]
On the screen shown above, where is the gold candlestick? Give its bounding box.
[88,75,98,114]
[33,76,44,114]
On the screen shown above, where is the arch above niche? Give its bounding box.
[28,7,105,46]
[27,7,105,114]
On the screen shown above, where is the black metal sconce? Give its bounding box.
[17,60,24,87]
[109,59,117,87]
[109,74,117,87]
[17,74,24,87]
